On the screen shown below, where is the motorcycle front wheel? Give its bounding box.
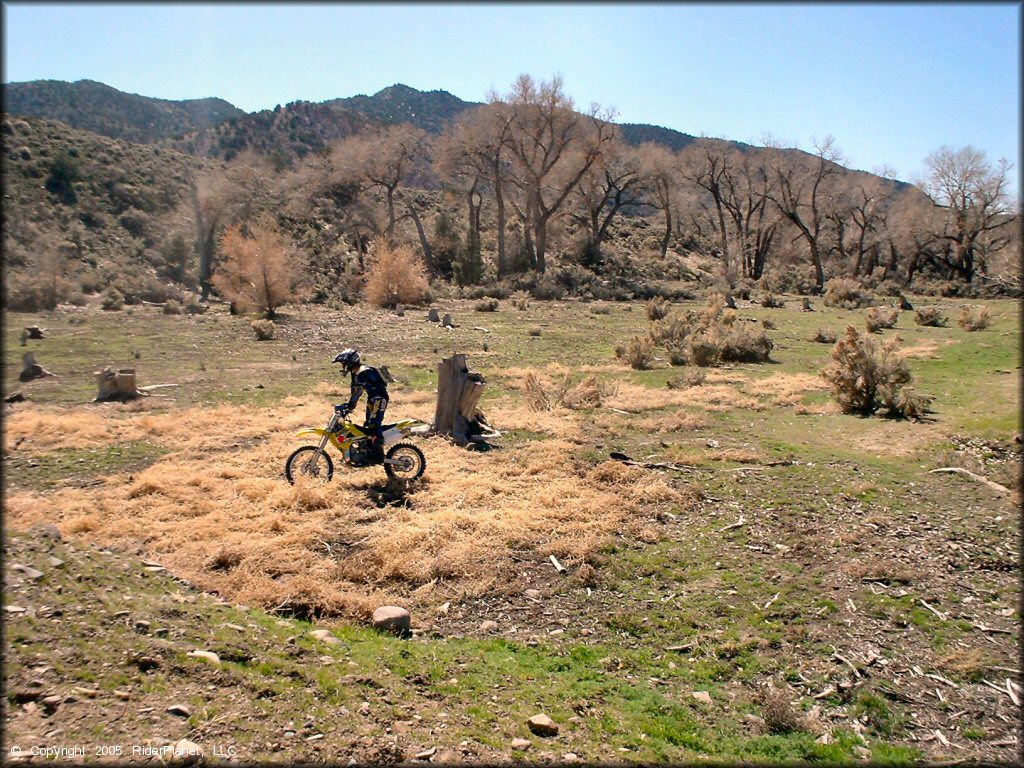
[285,446,334,485]
[384,443,426,481]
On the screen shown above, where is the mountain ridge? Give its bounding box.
[3,78,912,192]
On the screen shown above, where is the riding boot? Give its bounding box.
[371,434,386,465]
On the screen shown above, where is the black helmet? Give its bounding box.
[333,348,360,370]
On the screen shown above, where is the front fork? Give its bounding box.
[318,413,338,452]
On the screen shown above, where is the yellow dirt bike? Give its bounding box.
[285,411,426,484]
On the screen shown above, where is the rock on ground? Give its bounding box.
[372,606,411,636]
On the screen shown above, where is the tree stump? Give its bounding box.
[95,367,145,402]
[432,354,497,446]
[427,308,440,322]
[19,352,56,382]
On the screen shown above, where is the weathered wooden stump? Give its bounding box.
[19,352,56,382]
[95,367,145,402]
[432,354,497,446]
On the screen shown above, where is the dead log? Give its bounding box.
[432,354,497,445]
[95,366,146,402]
[929,467,1011,496]
[19,352,56,382]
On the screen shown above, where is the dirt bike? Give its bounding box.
[285,410,426,484]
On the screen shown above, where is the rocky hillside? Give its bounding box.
[170,100,378,163]
[329,83,476,134]
[3,79,244,144]
[2,114,212,303]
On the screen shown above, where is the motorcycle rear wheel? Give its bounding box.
[285,446,334,485]
[384,443,425,481]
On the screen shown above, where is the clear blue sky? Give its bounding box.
[3,2,1020,192]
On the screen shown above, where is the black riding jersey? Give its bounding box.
[346,365,388,409]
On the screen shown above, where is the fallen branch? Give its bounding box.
[1006,679,1020,707]
[609,452,699,472]
[973,623,1014,635]
[929,467,1011,496]
[981,678,1018,702]
[136,383,180,392]
[832,648,861,678]
[925,673,959,689]
[721,516,746,532]
[919,600,948,621]
[664,643,695,653]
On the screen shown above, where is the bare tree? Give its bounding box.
[496,74,616,273]
[570,138,645,262]
[636,142,680,259]
[189,152,274,299]
[331,125,429,243]
[764,137,844,292]
[921,145,1013,282]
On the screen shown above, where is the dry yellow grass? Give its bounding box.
[663,444,766,465]
[743,373,829,407]
[635,412,712,433]
[4,401,695,617]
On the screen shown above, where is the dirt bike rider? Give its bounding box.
[333,349,389,464]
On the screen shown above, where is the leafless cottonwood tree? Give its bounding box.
[636,142,679,259]
[569,138,646,259]
[921,145,1014,283]
[495,74,616,273]
[189,151,275,299]
[331,125,429,244]
[764,136,844,292]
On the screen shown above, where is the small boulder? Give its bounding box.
[12,564,45,582]
[372,606,411,637]
[187,650,222,667]
[30,522,62,541]
[310,629,343,646]
[171,739,205,765]
[167,704,192,717]
[527,714,559,737]
[692,690,713,705]
[511,738,531,752]
[479,620,499,633]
